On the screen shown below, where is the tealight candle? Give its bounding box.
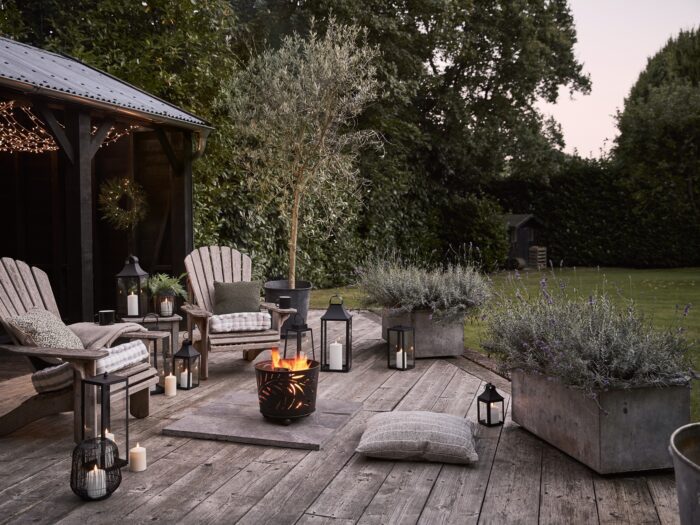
[86,464,107,499]
[129,443,147,472]
[164,373,177,397]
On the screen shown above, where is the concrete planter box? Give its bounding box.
[381,309,464,358]
[511,370,691,474]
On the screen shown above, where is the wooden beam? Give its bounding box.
[38,106,75,164]
[155,128,183,174]
[88,118,114,159]
[182,131,194,255]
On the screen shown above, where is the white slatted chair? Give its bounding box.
[183,246,295,379]
[0,257,160,442]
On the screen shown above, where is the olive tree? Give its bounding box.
[222,20,380,288]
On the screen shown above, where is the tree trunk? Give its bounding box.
[288,187,301,289]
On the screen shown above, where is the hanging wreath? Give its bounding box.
[99,177,148,231]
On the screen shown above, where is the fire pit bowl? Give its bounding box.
[255,351,320,424]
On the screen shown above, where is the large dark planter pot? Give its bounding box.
[263,280,312,334]
[669,423,700,525]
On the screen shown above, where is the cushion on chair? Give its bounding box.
[6,308,84,350]
[356,411,479,464]
[31,362,74,393]
[213,281,262,314]
[95,340,149,375]
[210,312,272,333]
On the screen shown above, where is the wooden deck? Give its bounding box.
[0,311,681,524]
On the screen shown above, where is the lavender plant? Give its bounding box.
[357,254,491,322]
[483,278,693,394]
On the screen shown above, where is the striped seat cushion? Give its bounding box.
[31,362,74,393]
[210,312,272,333]
[95,340,149,375]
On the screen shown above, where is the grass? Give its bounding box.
[310,267,700,419]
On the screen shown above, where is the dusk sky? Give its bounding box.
[539,0,700,157]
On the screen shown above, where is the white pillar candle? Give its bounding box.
[329,341,343,370]
[86,464,107,499]
[160,297,173,316]
[490,403,502,424]
[396,349,406,370]
[127,292,138,316]
[129,443,147,472]
[179,371,192,388]
[164,373,177,397]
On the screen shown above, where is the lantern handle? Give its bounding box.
[329,294,343,305]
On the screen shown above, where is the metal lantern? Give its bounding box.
[70,437,122,501]
[116,255,148,318]
[387,325,415,370]
[320,295,352,372]
[477,383,504,427]
[173,339,200,390]
[284,313,316,361]
[81,372,129,468]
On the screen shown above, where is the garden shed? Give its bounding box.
[503,213,545,267]
[0,36,212,323]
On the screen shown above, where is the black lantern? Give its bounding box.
[173,339,200,390]
[116,255,148,318]
[70,437,122,501]
[477,383,504,426]
[81,372,129,468]
[320,295,352,372]
[284,313,316,361]
[387,325,416,370]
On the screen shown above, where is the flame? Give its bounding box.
[270,348,311,371]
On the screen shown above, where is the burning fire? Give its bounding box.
[270,348,311,371]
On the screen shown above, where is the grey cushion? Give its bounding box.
[356,411,479,464]
[6,308,84,350]
[31,362,74,393]
[213,281,261,314]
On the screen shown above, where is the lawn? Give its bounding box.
[310,267,700,419]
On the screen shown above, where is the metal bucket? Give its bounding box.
[669,423,700,525]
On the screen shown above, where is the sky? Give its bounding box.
[539,0,700,157]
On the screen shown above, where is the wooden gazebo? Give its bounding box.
[0,36,212,322]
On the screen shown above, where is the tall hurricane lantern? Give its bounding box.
[116,255,148,318]
[477,383,504,427]
[284,313,316,361]
[81,372,129,468]
[387,325,415,370]
[320,295,352,372]
[173,339,200,390]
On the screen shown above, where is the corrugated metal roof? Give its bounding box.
[0,36,211,130]
[503,214,539,229]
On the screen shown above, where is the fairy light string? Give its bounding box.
[0,100,136,154]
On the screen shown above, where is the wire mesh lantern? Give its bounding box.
[284,313,316,361]
[173,339,200,390]
[387,325,415,370]
[81,372,129,468]
[71,437,122,501]
[320,295,352,372]
[477,383,505,427]
[116,255,148,318]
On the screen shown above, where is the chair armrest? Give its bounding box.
[0,344,108,361]
[260,302,297,315]
[182,303,212,318]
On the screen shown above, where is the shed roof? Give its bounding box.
[0,36,211,131]
[503,214,541,229]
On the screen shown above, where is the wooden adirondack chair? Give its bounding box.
[0,257,160,442]
[183,246,295,379]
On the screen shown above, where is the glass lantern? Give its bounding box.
[320,295,352,372]
[284,313,316,361]
[477,383,505,426]
[81,372,129,468]
[116,255,148,319]
[387,325,415,370]
[173,339,200,390]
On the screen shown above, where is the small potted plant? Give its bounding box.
[483,279,693,474]
[357,254,491,357]
[146,273,187,317]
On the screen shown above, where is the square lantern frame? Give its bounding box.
[284,313,316,361]
[116,255,149,319]
[320,295,352,373]
[81,372,129,468]
[387,325,416,370]
[173,339,201,390]
[477,382,505,427]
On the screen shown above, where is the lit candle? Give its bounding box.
[179,370,192,388]
[164,373,177,397]
[160,297,173,316]
[86,464,107,499]
[329,341,343,370]
[100,429,115,467]
[129,442,147,472]
[396,348,406,370]
[490,403,502,424]
[127,292,138,316]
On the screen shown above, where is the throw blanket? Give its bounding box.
[68,322,146,349]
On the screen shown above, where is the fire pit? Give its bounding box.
[255,348,319,424]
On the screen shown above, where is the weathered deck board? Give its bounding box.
[0,310,681,525]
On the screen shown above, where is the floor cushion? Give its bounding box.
[95,340,149,375]
[31,362,74,393]
[5,308,83,350]
[210,312,271,333]
[356,411,479,464]
[213,281,262,314]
